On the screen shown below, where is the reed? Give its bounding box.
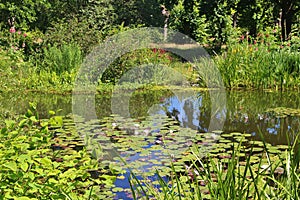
[206,40,300,90]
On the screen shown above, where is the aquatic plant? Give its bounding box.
[0,103,121,199]
[129,132,300,199]
[213,38,300,90]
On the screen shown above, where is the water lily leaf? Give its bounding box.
[112,187,124,192]
[117,175,125,180]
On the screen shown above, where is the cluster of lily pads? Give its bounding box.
[75,113,299,199]
[267,107,300,118]
[126,127,300,199]
[1,103,299,199]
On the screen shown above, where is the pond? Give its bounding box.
[1,89,299,145]
[1,89,300,198]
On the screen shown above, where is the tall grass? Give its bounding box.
[212,40,300,90]
[129,136,300,199]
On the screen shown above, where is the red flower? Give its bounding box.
[9,27,16,33]
[17,31,21,35]
[159,49,166,54]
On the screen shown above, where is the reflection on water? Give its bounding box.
[1,90,299,199]
[1,90,300,145]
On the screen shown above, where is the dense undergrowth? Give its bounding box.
[0,27,300,93]
[0,104,121,199]
[0,1,300,92]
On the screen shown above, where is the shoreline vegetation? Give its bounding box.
[1,34,299,93]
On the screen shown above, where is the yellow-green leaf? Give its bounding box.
[20,162,29,172]
[4,161,17,172]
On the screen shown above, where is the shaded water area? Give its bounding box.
[1,89,300,198]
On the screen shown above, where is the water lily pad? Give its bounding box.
[276,145,289,150]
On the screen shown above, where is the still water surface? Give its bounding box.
[1,90,299,145]
[1,89,300,198]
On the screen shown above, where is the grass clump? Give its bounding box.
[213,36,300,90]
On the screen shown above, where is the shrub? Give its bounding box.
[44,17,103,54]
[42,43,83,74]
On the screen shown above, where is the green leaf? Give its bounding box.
[19,119,28,127]
[4,161,17,172]
[20,162,29,172]
[30,116,38,122]
[5,120,15,129]
[1,127,8,134]
[14,197,37,200]
[49,110,55,115]
[40,157,52,166]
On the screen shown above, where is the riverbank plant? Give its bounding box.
[213,31,300,90]
[0,104,121,199]
[1,21,300,93]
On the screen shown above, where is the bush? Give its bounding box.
[44,17,103,54]
[42,43,82,74]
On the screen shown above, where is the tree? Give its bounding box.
[0,0,51,30]
[112,0,163,27]
[168,0,210,43]
[236,0,275,37]
[271,0,300,40]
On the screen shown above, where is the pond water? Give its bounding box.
[1,89,299,145]
[1,89,300,198]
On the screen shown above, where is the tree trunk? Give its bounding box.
[280,2,295,41]
[232,13,237,28]
[280,10,286,40]
[285,11,293,39]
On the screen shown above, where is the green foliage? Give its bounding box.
[79,0,115,31]
[112,0,163,27]
[213,32,300,90]
[169,0,210,44]
[0,0,51,30]
[44,17,103,54]
[101,48,178,84]
[42,43,82,74]
[0,106,118,199]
